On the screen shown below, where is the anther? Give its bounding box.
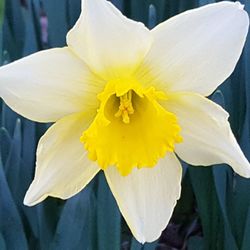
[115,90,134,124]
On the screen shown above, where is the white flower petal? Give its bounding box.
[137,2,249,96]
[165,92,250,178]
[67,0,152,80]
[24,112,100,206]
[0,47,104,122]
[105,153,182,243]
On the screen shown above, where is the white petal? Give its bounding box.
[137,2,249,96]
[165,92,250,178]
[67,0,151,80]
[105,153,182,243]
[24,112,100,206]
[0,47,104,122]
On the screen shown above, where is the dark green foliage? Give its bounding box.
[0,0,250,249]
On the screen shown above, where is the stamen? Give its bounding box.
[115,90,134,124]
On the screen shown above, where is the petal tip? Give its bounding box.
[23,193,36,207]
[23,182,48,207]
[23,197,34,207]
[238,166,250,179]
[235,1,244,10]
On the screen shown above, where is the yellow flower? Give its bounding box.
[0,0,249,243]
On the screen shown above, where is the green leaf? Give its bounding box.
[130,238,158,250]
[67,0,81,29]
[0,127,11,166]
[5,119,22,201]
[35,199,62,250]
[188,236,204,250]
[96,172,121,250]
[42,0,68,47]
[51,188,95,250]
[0,160,28,250]
[130,238,143,250]
[188,167,224,249]
[241,208,250,250]
[3,0,25,60]
[0,0,4,26]
[22,0,42,56]
[1,103,20,136]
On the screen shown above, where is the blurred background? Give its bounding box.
[0,0,250,249]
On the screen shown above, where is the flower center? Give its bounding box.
[115,91,134,124]
[81,78,183,176]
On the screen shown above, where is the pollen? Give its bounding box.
[115,91,134,124]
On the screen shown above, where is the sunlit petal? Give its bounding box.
[67,0,152,80]
[164,92,250,177]
[105,153,182,243]
[24,112,100,206]
[0,47,104,122]
[137,2,249,96]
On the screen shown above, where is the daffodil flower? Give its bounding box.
[0,0,249,243]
